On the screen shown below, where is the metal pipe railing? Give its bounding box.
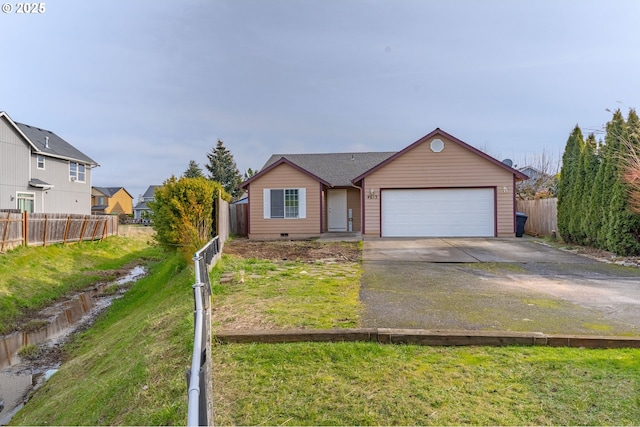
[187,281,205,426]
[187,236,220,426]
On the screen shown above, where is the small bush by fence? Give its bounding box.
[516,198,558,237]
[0,212,119,252]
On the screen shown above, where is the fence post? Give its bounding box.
[22,211,27,247]
[1,212,10,252]
[100,217,108,241]
[63,215,71,244]
[42,214,48,247]
[78,216,88,241]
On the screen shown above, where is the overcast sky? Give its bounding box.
[3,0,639,200]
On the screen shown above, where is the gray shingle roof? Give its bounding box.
[133,201,149,210]
[93,187,125,197]
[141,185,160,200]
[263,152,397,187]
[16,122,98,166]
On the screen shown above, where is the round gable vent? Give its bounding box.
[430,138,444,153]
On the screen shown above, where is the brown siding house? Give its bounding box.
[241,128,528,239]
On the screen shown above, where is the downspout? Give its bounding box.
[246,187,251,236]
[319,182,325,234]
[351,180,364,236]
[513,175,517,235]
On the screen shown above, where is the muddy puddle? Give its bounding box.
[0,265,146,425]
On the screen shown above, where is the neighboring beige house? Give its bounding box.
[0,111,99,214]
[240,128,528,239]
[91,187,133,215]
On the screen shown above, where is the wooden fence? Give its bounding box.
[0,212,119,252]
[516,198,558,237]
[229,203,248,237]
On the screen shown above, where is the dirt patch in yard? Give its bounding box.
[223,238,361,263]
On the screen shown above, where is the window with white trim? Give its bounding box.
[37,155,45,169]
[263,188,306,219]
[17,192,35,213]
[69,162,86,182]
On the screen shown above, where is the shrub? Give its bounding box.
[149,176,229,259]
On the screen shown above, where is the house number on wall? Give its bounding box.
[366,195,378,199]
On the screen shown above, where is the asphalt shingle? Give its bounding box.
[263,152,396,187]
[16,122,98,166]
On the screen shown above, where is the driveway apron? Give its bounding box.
[359,238,640,336]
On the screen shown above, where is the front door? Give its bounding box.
[327,189,347,231]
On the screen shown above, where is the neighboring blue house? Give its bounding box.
[133,185,160,221]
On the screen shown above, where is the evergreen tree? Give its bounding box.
[568,131,591,242]
[599,110,626,249]
[607,109,640,255]
[586,139,608,248]
[243,168,259,181]
[557,125,583,242]
[205,139,243,199]
[577,134,599,246]
[183,160,205,178]
[622,110,640,214]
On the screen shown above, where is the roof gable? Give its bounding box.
[142,185,160,199]
[93,186,133,199]
[241,157,332,189]
[0,111,39,151]
[353,128,528,182]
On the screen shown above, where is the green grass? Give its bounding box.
[10,250,195,426]
[17,344,41,360]
[0,234,162,334]
[9,238,640,425]
[213,342,640,426]
[211,254,361,330]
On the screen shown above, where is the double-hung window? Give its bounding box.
[37,155,45,170]
[263,188,306,219]
[69,162,86,182]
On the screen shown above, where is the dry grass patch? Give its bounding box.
[211,250,362,331]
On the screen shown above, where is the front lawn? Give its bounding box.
[213,342,640,425]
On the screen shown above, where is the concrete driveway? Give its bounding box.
[360,238,640,336]
[363,238,595,263]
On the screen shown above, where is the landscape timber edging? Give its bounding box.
[214,328,640,349]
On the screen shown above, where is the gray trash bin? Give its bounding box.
[515,212,528,238]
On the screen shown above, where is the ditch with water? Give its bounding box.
[0,265,147,425]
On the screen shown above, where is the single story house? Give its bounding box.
[240,128,528,239]
[0,111,99,214]
[91,186,134,215]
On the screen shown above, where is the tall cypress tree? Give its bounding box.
[599,110,626,250]
[607,110,640,255]
[557,125,584,242]
[587,140,608,248]
[577,134,599,246]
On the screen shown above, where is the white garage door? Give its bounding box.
[381,188,495,237]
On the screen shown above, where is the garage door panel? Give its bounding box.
[382,188,494,237]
